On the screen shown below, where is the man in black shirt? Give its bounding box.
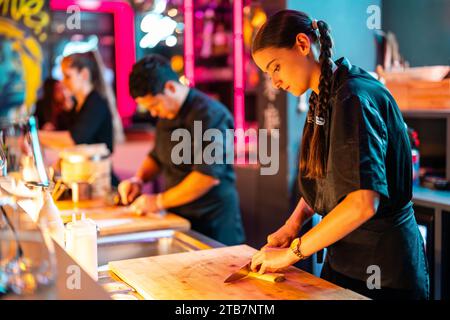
[119,54,245,245]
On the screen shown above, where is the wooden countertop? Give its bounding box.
[109,245,369,300]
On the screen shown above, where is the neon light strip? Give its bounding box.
[183,0,195,87]
[49,0,136,127]
[233,0,245,131]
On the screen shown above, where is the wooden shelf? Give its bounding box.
[402,109,450,118]
[413,186,450,211]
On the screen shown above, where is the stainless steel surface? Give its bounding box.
[97,229,224,266]
[2,215,110,300]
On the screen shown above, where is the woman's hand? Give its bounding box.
[42,122,56,131]
[130,194,160,216]
[266,222,299,248]
[250,246,299,274]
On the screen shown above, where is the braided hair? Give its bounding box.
[252,10,334,179]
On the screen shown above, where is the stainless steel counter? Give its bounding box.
[1,204,223,300]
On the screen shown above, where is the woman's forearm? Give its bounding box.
[285,197,315,232]
[299,190,379,257]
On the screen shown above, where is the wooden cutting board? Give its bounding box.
[109,245,368,300]
[57,200,190,236]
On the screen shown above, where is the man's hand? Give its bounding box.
[118,177,143,205]
[250,246,299,274]
[130,194,160,216]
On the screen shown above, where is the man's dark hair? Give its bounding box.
[129,54,180,98]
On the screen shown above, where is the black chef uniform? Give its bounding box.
[149,88,245,246]
[69,90,119,186]
[299,58,429,300]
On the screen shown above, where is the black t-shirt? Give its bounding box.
[149,88,245,245]
[34,99,74,130]
[300,57,412,217]
[299,58,428,294]
[69,90,113,153]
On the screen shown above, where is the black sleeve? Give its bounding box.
[148,140,162,167]
[329,95,389,204]
[186,105,231,180]
[69,96,109,144]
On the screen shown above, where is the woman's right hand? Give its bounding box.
[266,222,299,248]
[118,177,143,205]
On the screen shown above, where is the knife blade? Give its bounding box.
[224,262,251,283]
[224,262,286,283]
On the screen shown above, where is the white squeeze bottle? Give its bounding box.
[65,213,98,281]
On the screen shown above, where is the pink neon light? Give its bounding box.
[50,0,136,127]
[183,0,195,87]
[233,0,245,131]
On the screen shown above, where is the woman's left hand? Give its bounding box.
[250,246,300,274]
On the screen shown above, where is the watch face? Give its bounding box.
[290,238,299,249]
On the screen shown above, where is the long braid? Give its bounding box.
[300,91,317,174]
[303,20,334,179]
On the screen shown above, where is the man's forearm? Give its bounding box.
[135,156,161,183]
[160,171,219,209]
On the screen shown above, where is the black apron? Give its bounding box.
[299,58,429,299]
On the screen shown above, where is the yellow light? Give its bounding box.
[168,8,178,17]
[251,8,267,28]
[179,75,189,86]
[171,55,184,73]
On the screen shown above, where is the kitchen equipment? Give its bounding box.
[0,116,57,297]
[0,116,49,187]
[224,262,285,283]
[59,144,111,199]
[71,182,92,203]
[108,245,368,300]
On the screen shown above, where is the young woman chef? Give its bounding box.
[249,9,429,300]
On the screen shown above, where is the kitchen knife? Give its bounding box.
[224,262,285,283]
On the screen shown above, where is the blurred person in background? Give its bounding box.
[39,51,122,186]
[34,78,74,131]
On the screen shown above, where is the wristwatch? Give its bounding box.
[290,237,308,260]
[129,176,143,186]
[156,193,165,211]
